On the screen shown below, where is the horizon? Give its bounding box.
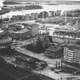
[4,0,80,2]
[3,0,80,5]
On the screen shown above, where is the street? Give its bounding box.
[12,45,80,80]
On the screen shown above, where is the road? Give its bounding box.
[0,61,32,80]
[12,46,80,80]
[0,58,55,80]
[13,46,60,67]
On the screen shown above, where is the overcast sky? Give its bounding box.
[4,0,80,1]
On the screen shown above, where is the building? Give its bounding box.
[48,11,55,17]
[44,45,63,58]
[39,25,48,34]
[10,28,32,40]
[62,9,80,17]
[39,24,80,43]
[31,23,39,36]
[9,22,39,41]
[10,15,26,21]
[0,29,12,49]
[52,27,80,44]
[38,24,57,35]
[63,44,80,64]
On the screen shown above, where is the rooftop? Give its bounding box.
[10,28,30,34]
[64,43,80,50]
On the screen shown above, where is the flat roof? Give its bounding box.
[64,43,80,50]
[10,28,30,34]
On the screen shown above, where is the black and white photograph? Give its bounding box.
[0,0,80,80]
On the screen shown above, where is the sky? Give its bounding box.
[0,0,4,10]
[0,0,80,10]
[3,0,80,1]
[0,0,80,17]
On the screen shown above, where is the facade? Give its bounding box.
[0,29,12,49]
[10,28,32,40]
[1,9,62,22]
[44,45,63,58]
[63,10,80,17]
[9,22,39,41]
[48,11,55,17]
[39,26,47,34]
[52,28,80,44]
[31,23,39,36]
[63,44,80,64]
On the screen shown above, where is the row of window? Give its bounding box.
[64,47,80,63]
[53,32,80,40]
[0,37,12,44]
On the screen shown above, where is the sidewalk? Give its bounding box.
[13,46,80,80]
[13,46,60,67]
[33,67,77,80]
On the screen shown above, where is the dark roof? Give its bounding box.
[0,9,10,15]
[55,30,80,34]
[9,28,30,34]
[64,43,80,50]
[46,45,62,52]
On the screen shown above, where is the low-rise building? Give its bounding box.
[63,43,80,64]
[9,23,39,40]
[44,45,63,58]
[10,28,32,40]
[52,27,80,44]
[0,29,12,49]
